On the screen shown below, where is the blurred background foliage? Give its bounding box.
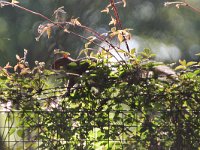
[0,0,200,66]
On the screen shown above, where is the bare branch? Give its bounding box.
[164,1,200,14]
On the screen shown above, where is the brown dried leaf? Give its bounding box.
[109,32,118,38]
[64,28,70,33]
[18,64,25,69]
[118,33,124,43]
[4,62,12,69]
[46,27,52,39]
[71,18,81,26]
[16,55,21,61]
[126,33,131,40]
[109,16,117,26]
[14,64,19,72]
[36,23,54,41]
[20,68,31,75]
[14,63,25,72]
[53,6,67,21]
[12,0,19,4]
[101,7,109,13]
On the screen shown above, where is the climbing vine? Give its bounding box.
[0,0,200,149]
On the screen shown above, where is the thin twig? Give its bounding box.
[164,1,200,14]
[0,1,122,63]
[55,21,127,63]
[69,23,126,62]
[109,0,130,53]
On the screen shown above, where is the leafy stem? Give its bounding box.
[0,1,123,63]
[109,0,130,53]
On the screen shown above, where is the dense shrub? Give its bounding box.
[0,0,200,149]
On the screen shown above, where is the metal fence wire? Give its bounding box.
[0,110,141,150]
[1,109,200,150]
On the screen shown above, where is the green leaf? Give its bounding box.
[117,49,126,53]
[143,48,152,54]
[186,61,197,67]
[130,48,136,55]
[185,72,196,78]
[17,129,24,138]
[179,59,186,66]
[140,48,155,59]
[9,128,16,136]
[175,65,186,70]
[68,62,77,67]
[194,69,200,75]
[140,52,148,58]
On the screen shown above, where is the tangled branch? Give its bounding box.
[0,0,125,63]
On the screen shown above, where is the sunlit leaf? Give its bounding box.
[11,0,19,4]
[130,48,136,56]
[194,69,200,75]
[20,68,31,75]
[36,23,54,41]
[14,63,25,72]
[175,65,186,70]
[186,61,197,67]
[71,18,81,26]
[101,7,109,13]
[179,59,186,66]
[4,62,12,69]
[111,27,116,32]
[64,28,70,33]
[176,4,180,9]
[109,16,117,26]
[186,72,196,78]
[109,31,118,38]
[195,53,200,56]
[14,64,19,72]
[118,33,124,43]
[16,55,21,61]
[46,27,52,39]
[122,0,127,7]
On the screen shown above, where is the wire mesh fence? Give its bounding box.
[1,65,200,149]
[0,109,200,149]
[0,110,141,150]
